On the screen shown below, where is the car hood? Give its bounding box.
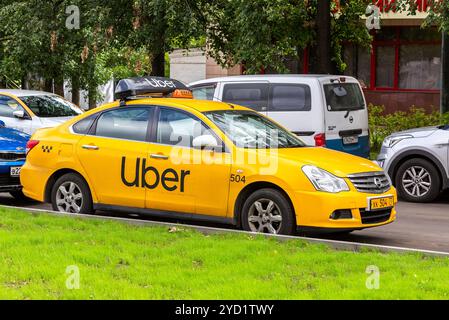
[391,126,440,138]
[39,116,75,127]
[0,127,30,152]
[258,147,381,177]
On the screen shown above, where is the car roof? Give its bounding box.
[102,98,251,113]
[0,89,54,97]
[189,74,357,86]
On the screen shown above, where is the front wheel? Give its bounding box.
[395,158,441,203]
[241,188,296,235]
[51,173,94,214]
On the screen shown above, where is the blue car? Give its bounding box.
[0,120,29,199]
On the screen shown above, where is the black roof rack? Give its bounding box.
[114,76,189,101]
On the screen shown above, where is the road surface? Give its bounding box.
[1,193,448,253]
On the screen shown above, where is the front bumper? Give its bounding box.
[291,188,397,230]
[0,160,24,193]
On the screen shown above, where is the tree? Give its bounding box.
[200,0,371,74]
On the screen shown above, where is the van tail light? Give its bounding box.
[314,133,326,147]
[26,140,40,155]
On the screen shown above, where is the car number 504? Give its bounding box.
[230,174,246,183]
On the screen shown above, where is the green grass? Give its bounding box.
[1,207,449,300]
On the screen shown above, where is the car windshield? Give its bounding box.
[324,83,365,112]
[205,110,305,149]
[19,95,82,118]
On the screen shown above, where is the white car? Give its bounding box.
[0,89,83,135]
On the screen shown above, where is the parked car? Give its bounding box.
[0,119,29,199]
[377,125,449,202]
[20,76,396,236]
[0,89,83,135]
[189,75,370,158]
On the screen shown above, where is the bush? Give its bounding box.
[369,104,449,154]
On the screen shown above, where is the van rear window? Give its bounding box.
[324,83,365,112]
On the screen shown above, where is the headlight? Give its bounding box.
[302,165,349,193]
[382,135,413,148]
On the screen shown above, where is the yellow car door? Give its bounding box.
[76,106,153,208]
[146,107,231,217]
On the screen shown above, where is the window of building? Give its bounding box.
[342,26,441,91]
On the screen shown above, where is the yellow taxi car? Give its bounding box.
[20,76,397,235]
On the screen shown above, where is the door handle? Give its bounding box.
[150,154,169,160]
[82,145,99,150]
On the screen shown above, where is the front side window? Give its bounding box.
[191,86,216,100]
[95,107,151,142]
[205,110,304,149]
[270,84,311,111]
[324,83,365,112]
[19,95,82,118]
[222,83,269,111]
[0,96,27,118]
[157,108,215,148]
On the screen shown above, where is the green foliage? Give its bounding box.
[396,0,449,33]
[2,208,449,299]
[369,105,449,154]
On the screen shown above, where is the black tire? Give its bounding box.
[51,173,94,214]
[241,188,296,235]
[9,190,30,202]
[395,158,441,203]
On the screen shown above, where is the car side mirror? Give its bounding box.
[0,120,5,127]
[13,110,26,119]
[192,134,219,150]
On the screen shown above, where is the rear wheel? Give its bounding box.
[241,188,296,236]
[51,173,93,214]
[395,158,441,203]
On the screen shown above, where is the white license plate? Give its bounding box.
[10,167,21,177]
[343,135,358,145]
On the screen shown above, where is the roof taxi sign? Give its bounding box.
[114,76,191,100]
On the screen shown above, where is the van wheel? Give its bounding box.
[51,173,93,214]
[395,158,441,203]
[241,188,296,236]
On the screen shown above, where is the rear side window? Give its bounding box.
[222,83,269,111]
[94,107,151,142]
[269,84,311,111]
[191,85,216,100]
[72,115,97,134]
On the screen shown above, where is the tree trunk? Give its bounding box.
[44,79,53,92]
[71,76,80,106]
[151,51,166,77]
[441,31,449,113]
[88,89,96,110]
[54,77,65,97]
[316,0,333,74]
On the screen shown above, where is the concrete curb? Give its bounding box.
[2,204,449,258]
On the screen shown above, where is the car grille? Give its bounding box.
[359,208,392,225]
[0,152,26,161]
[0,174,20,186]
[348,171,391,194]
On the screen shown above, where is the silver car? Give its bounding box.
[377,125,449,202]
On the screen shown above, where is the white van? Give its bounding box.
[189,75,370,158]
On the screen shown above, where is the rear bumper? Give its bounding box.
[326,135,370,159]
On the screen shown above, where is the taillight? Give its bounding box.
[26,140,40,155]
[314,133,326,147]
